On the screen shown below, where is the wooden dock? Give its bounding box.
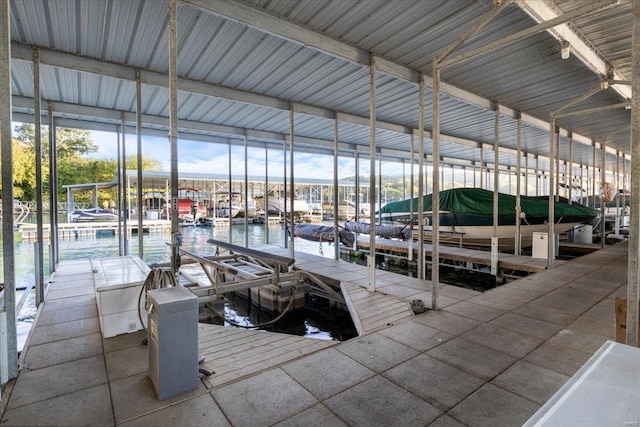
[0,242,631,426]
[18,220,172,240]
[353,236,565,275]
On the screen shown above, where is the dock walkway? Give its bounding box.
[354,236,566,274]
[0,242,629,426]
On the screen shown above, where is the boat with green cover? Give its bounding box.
[377,188,598,248]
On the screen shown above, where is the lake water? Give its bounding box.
[4,218,502,349]
[2,220,347,349]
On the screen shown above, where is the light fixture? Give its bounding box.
[560,40,571,60]
[600,81,609,90]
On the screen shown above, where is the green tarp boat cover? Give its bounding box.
[378,188,596,220]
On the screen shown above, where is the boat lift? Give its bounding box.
[178,239,345,311]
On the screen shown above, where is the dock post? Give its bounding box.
[168,0,180,273]
[626,0,640,347]
[0,0,18,382]
[417,73,425,281]
[367,54,377,292]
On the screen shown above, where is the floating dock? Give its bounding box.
[0,242,630,425]
[352,236,567,276]
[18,220,172,241]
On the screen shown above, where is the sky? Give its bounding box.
[88,130,407,179]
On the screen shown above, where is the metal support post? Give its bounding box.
[354,149,360,221]
[628,0,639,344]
[378,151,382,225]
[568,133,573,204]
[265,146,269,244]
[333,115,340,261]
[431,59,441,310]
[33,47,44,305]
[121,113,128,255]
[515,112,522,255]
[410,134,415,217]
[244,130,249,248]
[601,142,606,249]
[548,118,556,268]
[289,106,295,257]
[491,106,499,275]
[228,141,233,242]
[367,54,376,292]
[555,130,560,202]
[593,142,597,209]
[48,102,59,267]
[479,146,484,189]
[136,70,144,259]
[616,151,621,234]
[168,0,180,273]
[0,0,18,382]
[116,127,123,256]
[417,74,425,280]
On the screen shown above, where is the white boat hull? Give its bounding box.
[417,222,582,250]
[257,197,311,216]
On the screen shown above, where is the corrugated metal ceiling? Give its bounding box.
[8,0,634,176]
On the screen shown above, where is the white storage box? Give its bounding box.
[531,232,548,259]
[92,255,151,338]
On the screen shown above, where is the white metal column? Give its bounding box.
[367,55,377,292]
[431,60,441,310]
[417,74,425,281]
[628,0,639,346]
[33,47,45,305]
[333,115,340,260]
[168,0,180,273]
[136,70,144,259]
[491,106,499,275]
[515,112,522,255]
[289,106,295,257]
[548,119,556,268]
[1,0,18,382]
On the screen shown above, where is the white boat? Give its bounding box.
[214,193,241,218]
[322,199,370,220]
[68,208,119,223]
[255,189,311,217]
[378,188,598,250]
[226,192,257,218]
[415,221,584,250]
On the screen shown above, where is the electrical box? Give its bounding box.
[532,232,548,259]
[532,232,559,259]
[147,286,199,400]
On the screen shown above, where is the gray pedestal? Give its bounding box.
[147,286,199,400]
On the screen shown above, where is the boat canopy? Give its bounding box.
[378,188,597,220]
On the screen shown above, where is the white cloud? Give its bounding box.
[89,130,405,180]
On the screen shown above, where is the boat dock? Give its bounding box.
[353,236,567,276]
[0,241,630,425]
[18,221,172,241]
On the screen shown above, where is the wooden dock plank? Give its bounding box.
[354,236,560,274]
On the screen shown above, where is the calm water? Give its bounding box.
[4,217,500,349]
[2,220,347,349]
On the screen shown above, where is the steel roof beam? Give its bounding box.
[555,102,630,119]
[519,0,632,100]
[11,42,521,159]
[182,0,610,153]
[441,0,621,68]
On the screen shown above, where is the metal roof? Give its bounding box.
[8,0,634,176]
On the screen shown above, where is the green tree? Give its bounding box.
[13,124,97,158]
[6,139,37,200]
[126,154,161,171]
[11,124,162,204]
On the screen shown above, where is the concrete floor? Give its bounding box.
[0,243,629,426]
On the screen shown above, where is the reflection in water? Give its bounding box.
[2,221,349,349]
